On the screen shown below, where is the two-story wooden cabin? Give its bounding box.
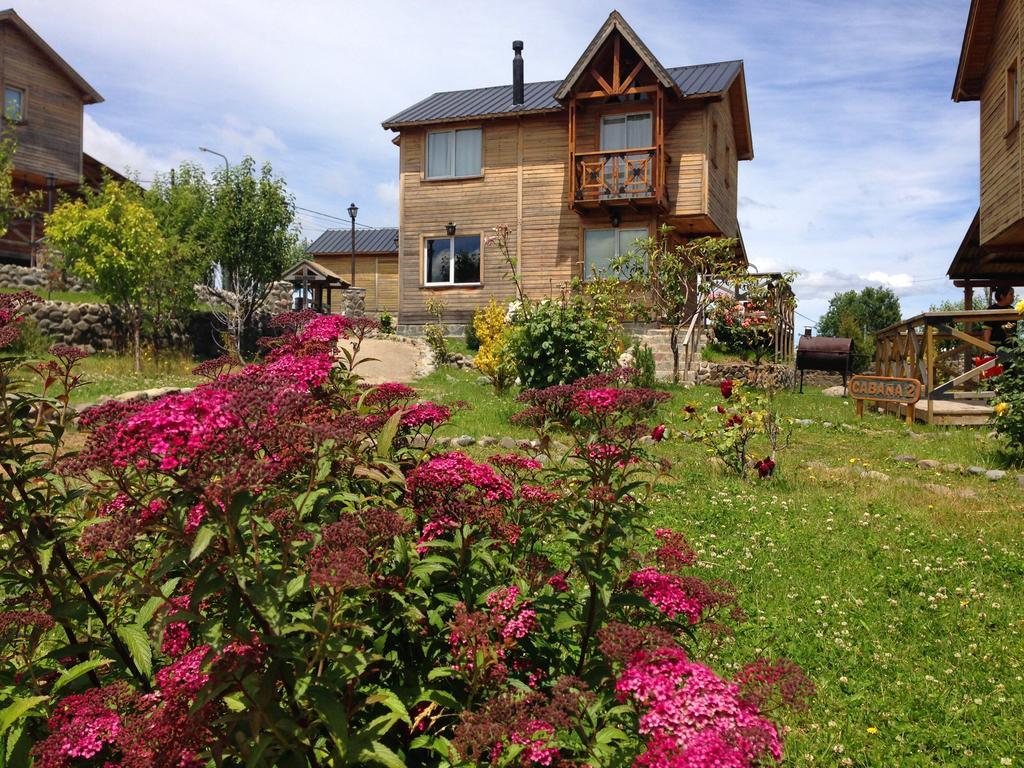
[0,8,109,265]
[382,10,752,326]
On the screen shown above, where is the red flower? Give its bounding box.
[651,424,666,442]
[755,457,776,479]
[720,379,734,399]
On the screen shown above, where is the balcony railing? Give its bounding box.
[572,147,663,207]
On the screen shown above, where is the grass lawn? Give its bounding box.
[1,285,107,304]
[417,373,1023,767]
[24,352,199,405]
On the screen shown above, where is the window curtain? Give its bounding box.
[454,129,482,176]
[427,132,452,178]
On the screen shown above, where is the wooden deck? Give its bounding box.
[883,399,994,426]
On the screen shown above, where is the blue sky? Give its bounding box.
[17,0,979,326]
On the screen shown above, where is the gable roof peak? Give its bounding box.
[554,10,681,101]
[0,8,103,103]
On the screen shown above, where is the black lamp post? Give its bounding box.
[347,202,359,286]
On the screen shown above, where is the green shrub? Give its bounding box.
[464,316,480,351]
[423,297,450,365]
[377,311,395,335]
[992,326,1024,464]
[508,296,618,388]
[629,341,657,388]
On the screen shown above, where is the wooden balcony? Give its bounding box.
[570,147,667,212]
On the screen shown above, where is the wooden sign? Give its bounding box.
[849,375,922,425]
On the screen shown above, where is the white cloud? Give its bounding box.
[864,271,914,289]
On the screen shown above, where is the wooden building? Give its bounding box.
[305,227,399,314]
[382,11,752,325]
[0,8,111,264]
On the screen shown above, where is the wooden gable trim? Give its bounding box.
[953,0,1000,102]
[0,9,103,104]
[727,65,754,161]
[554,10,680,101]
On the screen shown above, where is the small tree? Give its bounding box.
[143,164,214,352]
[612,228,746,382]
[0,131,42,239]
[45,181,165,371]
[202,157,298,357]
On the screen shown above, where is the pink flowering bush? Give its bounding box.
[0,300,810,766]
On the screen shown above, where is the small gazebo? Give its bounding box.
[282,260,350,314]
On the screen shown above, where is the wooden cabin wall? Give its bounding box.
[663,102,706,218]
[0,23,83,182]
[704,97,739,238]
[399,116,581,324]
[313,253,399,313]
[978,0,1024,246]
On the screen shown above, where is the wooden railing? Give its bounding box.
[572,147,662,205]
[874,309,1019,419]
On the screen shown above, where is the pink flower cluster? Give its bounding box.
[626,568,704,624]
[487,586,537,640]
[298,314,354,343]
[408,453,516,545]
[510,720,559,765]
[572,387,626,415]
[399,401,451,428]
[616,645,782,768]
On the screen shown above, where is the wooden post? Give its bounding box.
[924,324,935,425]
[963,281,974,378]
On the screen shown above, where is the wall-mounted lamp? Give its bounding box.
[446,221,457,237]
[609,210,621,228]
[46,173,56,213]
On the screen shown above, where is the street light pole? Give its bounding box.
[199,146,229,172]
[199,147,230,291]
[347,202,359,287]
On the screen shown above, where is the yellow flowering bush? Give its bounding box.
[473,299,516,393]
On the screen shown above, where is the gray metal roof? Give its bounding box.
[382,61,742,129]
[306,227,399,255]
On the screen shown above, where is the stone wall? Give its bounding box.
[28,301,121,353]
[195,282,366,318]
[0,264,90,292]
[695,360,796,390]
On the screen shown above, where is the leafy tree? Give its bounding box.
[0,130,42,239]
[45,181,166,371]
[142,164,214,348]
[817,287,902,339]
[202,157,298,356]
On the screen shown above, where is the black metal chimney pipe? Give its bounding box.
[512,40,524,105]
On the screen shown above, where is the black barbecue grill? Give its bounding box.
[795,336,854,393]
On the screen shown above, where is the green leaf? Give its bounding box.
[115,624,152,677]
[52,658,112,693]
[376,408,404,459]
[0,697,48,735]
[189,526,215,561]
[357,741,405,768]
[306,684,348,758]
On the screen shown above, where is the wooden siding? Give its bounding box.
[312,253,399,313]
[0,22,84,182]
[664,101,707,218]
[704,97,739,238]
[978,0,1023,245]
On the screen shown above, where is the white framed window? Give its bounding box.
[4,86,24,122]
[600,112,652,150]
[583,227,648,279]
[426,128,482,178]
[424,234,481,286]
